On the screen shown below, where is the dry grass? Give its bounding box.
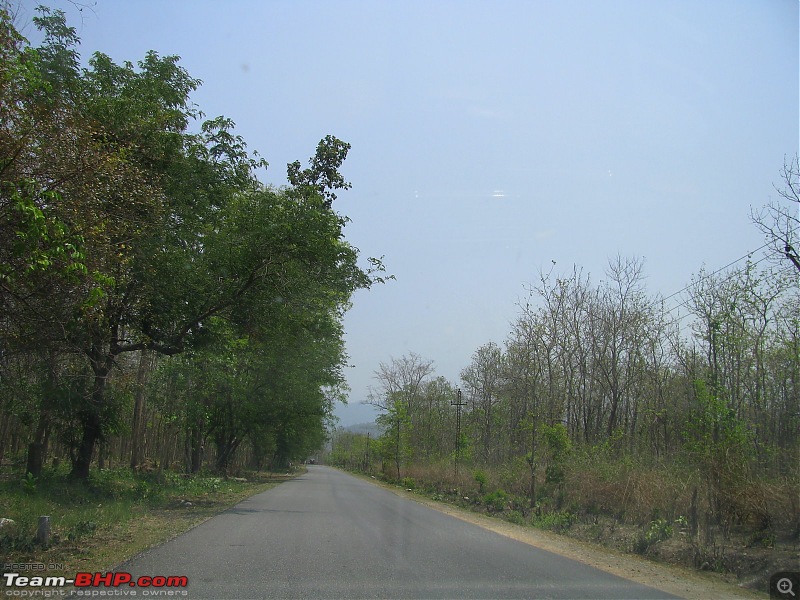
[0,469,297,581]
[383,455,798,543]
[562,460,696,525]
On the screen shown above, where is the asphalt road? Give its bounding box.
[119,465,681,599]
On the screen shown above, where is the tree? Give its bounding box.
[461,342,504,463]
[368,353,436,457]
[0,9,383,479]
[377,392,412,480]
[287,135,352,210]
[752,156,800,274]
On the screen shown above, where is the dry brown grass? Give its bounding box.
[387,455,798,546]
[562,460,696,525]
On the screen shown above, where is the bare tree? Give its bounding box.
[368,353,435,411]
[752,155,800,273]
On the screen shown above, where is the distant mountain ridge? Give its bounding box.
[340,422,382,437]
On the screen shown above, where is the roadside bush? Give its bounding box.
[505,510,526,525]
[532,510,575,532]
[639,518,674,552]
[473,470,487,493]
[483,489,509,512]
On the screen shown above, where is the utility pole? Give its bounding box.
[451,388,466,477]
[365,432,370,472]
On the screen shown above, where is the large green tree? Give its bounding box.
[0,7,383,479]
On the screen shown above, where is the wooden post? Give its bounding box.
[37,516,50,547]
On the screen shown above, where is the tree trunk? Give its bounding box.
[71,407,102,480]
[395,417,401,480]
[130,350,152,470]
[25,410,50,477]
[71,364,109,481]
[189,423,204,474]
[528,414,537,508]
[215,435,240,475]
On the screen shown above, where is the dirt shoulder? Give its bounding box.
[355,472,771,600]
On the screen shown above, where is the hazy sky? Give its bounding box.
[16,0,799,426]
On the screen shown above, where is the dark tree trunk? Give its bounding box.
[189,424,204,474]
[26,442,43,477]
[130,351,151,470]
[27,354,58,477]
[71,362,109,481]
[71,408,102,480]
[25,411,50,477]
[214,434,240,475]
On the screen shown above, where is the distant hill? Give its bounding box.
[340,422,383,437]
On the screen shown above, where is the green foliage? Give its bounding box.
[21,472,37,495]
[532,510,575,532]
[545,464,566,485]
[645,518,673,543]
[541,423,572,484]
[505,510,526,525]
[0,466,267,560]
[483,489,509,512]
[541,423,571,459]
[498,457,528,495]
[0,6,382,481]
[287,135,352,208]
[634,518,674,554]
[473,470,488,493]
[377,396,412,479]
[1,181,86,280]
[449,432,473,464]
[684,381,752,469]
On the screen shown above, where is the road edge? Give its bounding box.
[337,467,767,600]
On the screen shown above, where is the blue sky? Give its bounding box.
[15,0,799,425]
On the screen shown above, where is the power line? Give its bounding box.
[661,239,776,305]
[661,251,777,330]
[659,226,798,316]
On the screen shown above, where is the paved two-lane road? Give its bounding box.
[121,465,679,599]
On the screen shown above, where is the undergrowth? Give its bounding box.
[0,463,270,561]
[356,454,799,558]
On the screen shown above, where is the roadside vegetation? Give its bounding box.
[0,4,386,488]
[0,464,297,578]
[328,188,800,592]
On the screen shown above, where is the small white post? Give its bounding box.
[37,516,50,547]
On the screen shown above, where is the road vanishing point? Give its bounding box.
[120,465,681,599]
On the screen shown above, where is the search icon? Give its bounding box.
[778,578,796,597]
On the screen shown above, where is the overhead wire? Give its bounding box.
[661,251,777,331]
[658,229,797,331]
[661,239,775,305]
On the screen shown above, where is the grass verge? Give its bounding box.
[0,466,296,581]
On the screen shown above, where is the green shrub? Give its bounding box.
[532,510,574,532]
[483,489,509,512]
[21,473,37,495]
[645,518,673,543]
[506,510,526,525]
[401,477,416,490]
[545,464,565,484]
[634,518,674,554]
[473,470,487,493]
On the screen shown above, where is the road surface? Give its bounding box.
[120,465,680,599]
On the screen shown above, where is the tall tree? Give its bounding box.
[0,8,382,479]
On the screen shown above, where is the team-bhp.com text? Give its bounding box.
[3,572,188,594]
